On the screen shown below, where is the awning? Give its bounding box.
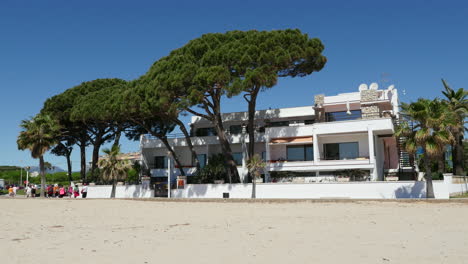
[270,136,313,144]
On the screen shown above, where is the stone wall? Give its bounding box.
[360,90,378,102]
[314,94,324,106]
[361,105,380,119]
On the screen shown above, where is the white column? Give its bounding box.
[313,131,320,164]
[167,156,172,198]
[265,136,271,183]
[368,127,375,163]
[368,127,377,181]
[241,126,248,183]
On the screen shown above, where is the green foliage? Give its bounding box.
[396,99,455,158]
[193,154,228,183]
[98,145,132,184]
[246,154,266,179]
[0,169,81,187]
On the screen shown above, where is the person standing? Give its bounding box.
[73,185,80,198]
[12,185,17,197]
[26,185,32,198]
[58,186,65,198]
[31,184,36,198]
[8,186,13,197]
[81,183,88,198]
[68,185,73,198]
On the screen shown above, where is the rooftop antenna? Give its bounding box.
[369,82,379,90]
[358,83,368,91]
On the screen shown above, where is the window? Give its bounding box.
[232,152,243,166]
[304,119,315,125]
[196,154,207,168]
[154,156,167,169]
[324,142,359,160]
[287,145,313,161]
[195,127,217,137]
[268,121,289,127]
[229,125,243,135]
[325,110,361,122]
[261,151,267,161]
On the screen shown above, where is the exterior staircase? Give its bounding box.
[393,116,416,180]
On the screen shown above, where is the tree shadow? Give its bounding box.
[394,182,425,198]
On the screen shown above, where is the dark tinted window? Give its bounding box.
[195,127,217,136]
[154,156,167,169]
[229,125,242,135]
[269,121,289,127]
[197,154,207,168]
[324,142,359,160]
[325,110,361,122]
[232,152,243,166]
[287,145,313,161]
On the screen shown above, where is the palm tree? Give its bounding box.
[441,79,467,175]
[246,154,266,198]
[17,114,60,197]
[395,99,455,198]
[98,145,131,198]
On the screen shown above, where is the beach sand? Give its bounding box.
[1,198,467,264]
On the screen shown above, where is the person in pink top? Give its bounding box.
[59,186,65,198]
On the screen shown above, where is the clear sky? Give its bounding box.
[1,0,467,170]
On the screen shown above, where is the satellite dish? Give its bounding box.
[387,84,395,90]
[369,82,379,90]
[358,83,368,91]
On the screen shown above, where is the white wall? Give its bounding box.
[115,185,154,198]
[79,185,153,199]
[171,181,451,199]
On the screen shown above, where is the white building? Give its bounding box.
[140,83,407,183]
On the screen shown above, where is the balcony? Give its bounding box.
[267,158,374,172]
[141,132,266,149]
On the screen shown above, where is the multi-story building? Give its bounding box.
[140,83,404,183]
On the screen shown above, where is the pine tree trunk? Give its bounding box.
[423,153,435,199]
[39,156,46,198]
[159,136,185,176]
[90,136,103,179]
[112,127,122,148]
[247,90,258,159]
[214,112,240,183]
[66,152,73,182]
[79,139,87,182]
[174,118,199,169]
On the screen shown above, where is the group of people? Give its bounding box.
[5,183,88,198]
[44,184,86,198]
[7,185,19,197]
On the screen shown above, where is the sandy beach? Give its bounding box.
[1,198,468,264]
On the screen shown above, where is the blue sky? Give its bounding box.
[1,0,467,170]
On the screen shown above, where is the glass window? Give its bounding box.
[287,145,313,161]
[195,127,217,137]
[325,110,362,122]
[154,156,167,169]
[339,142,359,159]
[196,154,207,168]
[229,125,242,135]
[268,121,289,127]
[304,119,315,125]
[305,145,314,161]
[261,151,267,161]
[324,142,359,160]
[232,152,243,166]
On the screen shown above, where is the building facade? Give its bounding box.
[140,83,404,183]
